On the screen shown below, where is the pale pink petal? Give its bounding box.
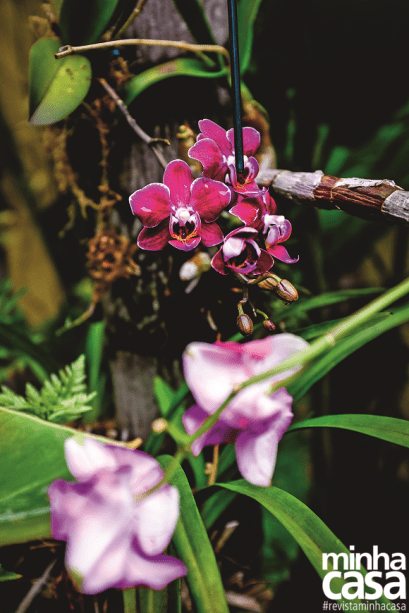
[168,236,201,251]
[183,343,245,413]
[48,479,89,541]
[198,119,231,156]
[188,139,226,181]
[64,438,117,481]
[123,549,187,591]
[249,334,309,381]
[223,236,246,259]
[123,449,164,495]
[267,244,299,263]
[235,427,279,487]
[200,222,224,247]
[182,404,238,455]
[226,127,261,157]
[211,248,228,275]
[138,219,170,250]
[129,183,171,227]
[134,485,180,555]
[189,177,231,221]
[163,160,194,206]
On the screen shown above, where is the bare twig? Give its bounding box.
[115,0,150,38]
[256,168,409,226]
[55,39,230,64]
[16,559,57,613]
[97,78,169,170]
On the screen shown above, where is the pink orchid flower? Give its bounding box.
[48,438,187,594]
[188,119,262,196]
[211,226,274,276]
[182,335,308,486]
[129,159,230,252]
[231,192,298,264]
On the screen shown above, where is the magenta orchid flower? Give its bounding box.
[182,335,308,486]
[188,119,262,196]
[231,192,298,264]
[211,226,274,276]
[48,438,187,594]
[129,159,231,251]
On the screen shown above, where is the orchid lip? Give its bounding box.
[170,210,200,243]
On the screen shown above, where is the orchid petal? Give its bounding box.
[134,485,180,555]
[211,248,228,275]
[235,427,279,487]
[64,438,117,481]
[190,177,231,221]
[137,219,170,251]
[198,119,231,156]
[182,404,238,455]
[226,126,260,157]
[230,198,262,226]
[253,249,274,274]
[200,221,224,247]
[163,159,193,206]
[223,236,246,259]
[168,236,201,251]
[267,244,299,263]
[129,183,171,227]
[124,549,187,591]
[188,139,226,181]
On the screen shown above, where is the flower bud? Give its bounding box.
[263,319,276,332]
[151,418,168,434]
[258,274,280,291]
[237,314,253,336]
[275,279,298,303]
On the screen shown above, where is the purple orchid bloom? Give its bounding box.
[211,226,274,276]
[231,192,299,264]
[129,159,231,252]
[48,438,187,594]
[188,119,262,196]
[182,335,308,486]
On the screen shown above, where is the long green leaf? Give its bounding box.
[28,39,91,125]
[171,0,217,46]
[288,302,409,400]
[123,59,227,106]
[216,481,390,605]
[59,0,122,45]
[288,414,409,447]
[238,0,264,73]
[157,456,229,613]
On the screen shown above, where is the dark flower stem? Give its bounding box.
[227,0,244,180]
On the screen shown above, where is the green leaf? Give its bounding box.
[158,456,229,613]
[28,39,92,126]
[59,0,122,45]
[84,321,105,421]
[171,0,217,45]
[0,564,21,582]
[288,302,409,401]
[238,0,264,73]
[123,59,228,106]
[288,414,409,448]
[138,586,168,613]
[216,481,390,605]
[154,376,177,418]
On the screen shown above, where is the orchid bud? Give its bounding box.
[237,314,253,336]
[258,273,280,291]
[275,279,298,303]
[263,319,276,332]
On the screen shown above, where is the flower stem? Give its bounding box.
[189,276,409,444]
[123,587,137,613]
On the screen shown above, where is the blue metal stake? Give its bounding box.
[227,0,244,181]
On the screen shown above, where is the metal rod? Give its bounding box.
[226,0,244,180]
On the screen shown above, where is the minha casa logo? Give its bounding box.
[322,546,406,602]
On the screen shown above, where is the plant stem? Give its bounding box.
[123,587,137,613]
[55,39,230,64]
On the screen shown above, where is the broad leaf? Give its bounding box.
[158,456,229,613]
[28,39,91,126]
[59,0,122,45]
[238,0,264,73]
[123,59,228,106]
[217,481,390,605]
[288,414,409,448]
[171,0,217,46]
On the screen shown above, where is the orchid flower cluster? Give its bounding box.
[129,119,297,278]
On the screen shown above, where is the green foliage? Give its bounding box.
[0,563,21,582]
[237,0,264,74]
[0,355,95,423]
[158,455,230,613]
[28,39,92,126]
[123,59,228,106]
[171,0,217,46]
[59,0,124,46]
